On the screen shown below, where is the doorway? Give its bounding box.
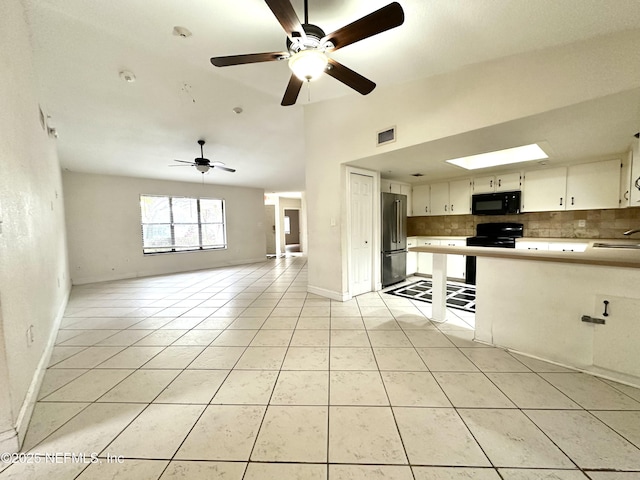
[284,209,300,253]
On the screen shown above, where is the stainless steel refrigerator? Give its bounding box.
[381,192,407,287]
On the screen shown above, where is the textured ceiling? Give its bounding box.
[23,0,640,191]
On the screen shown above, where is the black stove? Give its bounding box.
[465,223,523,284]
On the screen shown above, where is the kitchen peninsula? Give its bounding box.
[410,241,640,387]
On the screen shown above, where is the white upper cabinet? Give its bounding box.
[400,184,412,216]
[496,172,522,192]
[449,178,472,215]
[631,139,640,206]
[522,167,567,212]
[430,182,450,215]
[473,176,496,194]
[412,184,430,216]
[473,173,521,193]
[380,178,392,192]
[566,159,621,210]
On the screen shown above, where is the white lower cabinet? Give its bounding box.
[441,239,466,280]
[515,241,549,251]
[416,238,439,275]
[406,237,418,275]
[414,238,466,280]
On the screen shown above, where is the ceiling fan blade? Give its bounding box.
[213,165,236,173]
[281,74,303,106]
[211,51,289,67]
[173,159,195,164]
[168,164,193,167]
[322,2,404,52]
[325,59,376,95]
[264,0,306,41]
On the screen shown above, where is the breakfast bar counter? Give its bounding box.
[409,240,640,387]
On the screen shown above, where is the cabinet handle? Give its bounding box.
[425,206,428,213]
[490,179,493,188]
[559,197,563,206]
[444,205,448,212]
[498,179,502,187]
[451,204,454,212]
[571,196,574,205]
[603,300,610,317]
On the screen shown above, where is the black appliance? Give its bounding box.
[465,222,524,284]
[381,192,407,287]
[472,190,521,215]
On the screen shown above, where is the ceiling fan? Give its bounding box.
[170,140,236,174]
[210,0,405,106]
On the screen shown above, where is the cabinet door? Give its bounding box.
[380,179,392,193]
[566,159,620,210]
[631,137,640,206]
[406,237,418,275]
[400,184,412,216]
[416,238,439,275]
[473,176,495,194]
[441,239,466,279]
[412,185,430,216]
[496,172,522,192]
[522,167,567,212]
[449,179,472,215]
[430,182,449,215]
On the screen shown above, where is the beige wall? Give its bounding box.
[0,0,71,451]
[63,172,266,284]
[304,29,640,299]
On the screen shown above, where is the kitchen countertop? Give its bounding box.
[410,239,640,268]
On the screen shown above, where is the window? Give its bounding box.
[140,195,226,254]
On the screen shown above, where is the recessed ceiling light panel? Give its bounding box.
[445,143,548,170]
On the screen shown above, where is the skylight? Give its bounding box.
[445,143,548,170]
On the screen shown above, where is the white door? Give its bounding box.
[350,173,374,296]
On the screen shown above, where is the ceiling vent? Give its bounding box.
[377,126,396,146]
[411,173,424,177]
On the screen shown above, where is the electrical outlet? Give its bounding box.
[578,219,586,228]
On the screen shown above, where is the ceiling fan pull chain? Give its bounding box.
[307,80,311,102]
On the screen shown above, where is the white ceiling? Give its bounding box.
[23,0,640,192]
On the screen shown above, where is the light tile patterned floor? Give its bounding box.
[2,257,640,479]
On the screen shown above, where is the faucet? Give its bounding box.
[623,228,640,236]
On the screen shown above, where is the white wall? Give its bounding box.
[63,172,266,284]
[0,0,70,452]
[304,29,640,299]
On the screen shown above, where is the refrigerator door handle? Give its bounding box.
[395,199,401,245]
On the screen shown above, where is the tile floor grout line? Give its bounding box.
[355,293,417,479]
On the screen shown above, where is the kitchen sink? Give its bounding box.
[592,242,640,249]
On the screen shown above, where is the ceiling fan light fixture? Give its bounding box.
[288,49,328,81]
[196,164,210,173]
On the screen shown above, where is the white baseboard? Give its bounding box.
[13,287,70,448]
[71,257,268,285]
[307,285,352,302]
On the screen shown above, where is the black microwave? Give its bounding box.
[472,191,521,215]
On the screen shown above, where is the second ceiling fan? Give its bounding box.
[210,0,405,106]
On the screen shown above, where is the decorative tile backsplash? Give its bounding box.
[407,208,640,239]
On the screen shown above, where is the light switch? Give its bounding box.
[578,219,586,227]
[330,217,336,227]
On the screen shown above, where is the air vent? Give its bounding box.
[377,126,396,146]
[411,173,424,177]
